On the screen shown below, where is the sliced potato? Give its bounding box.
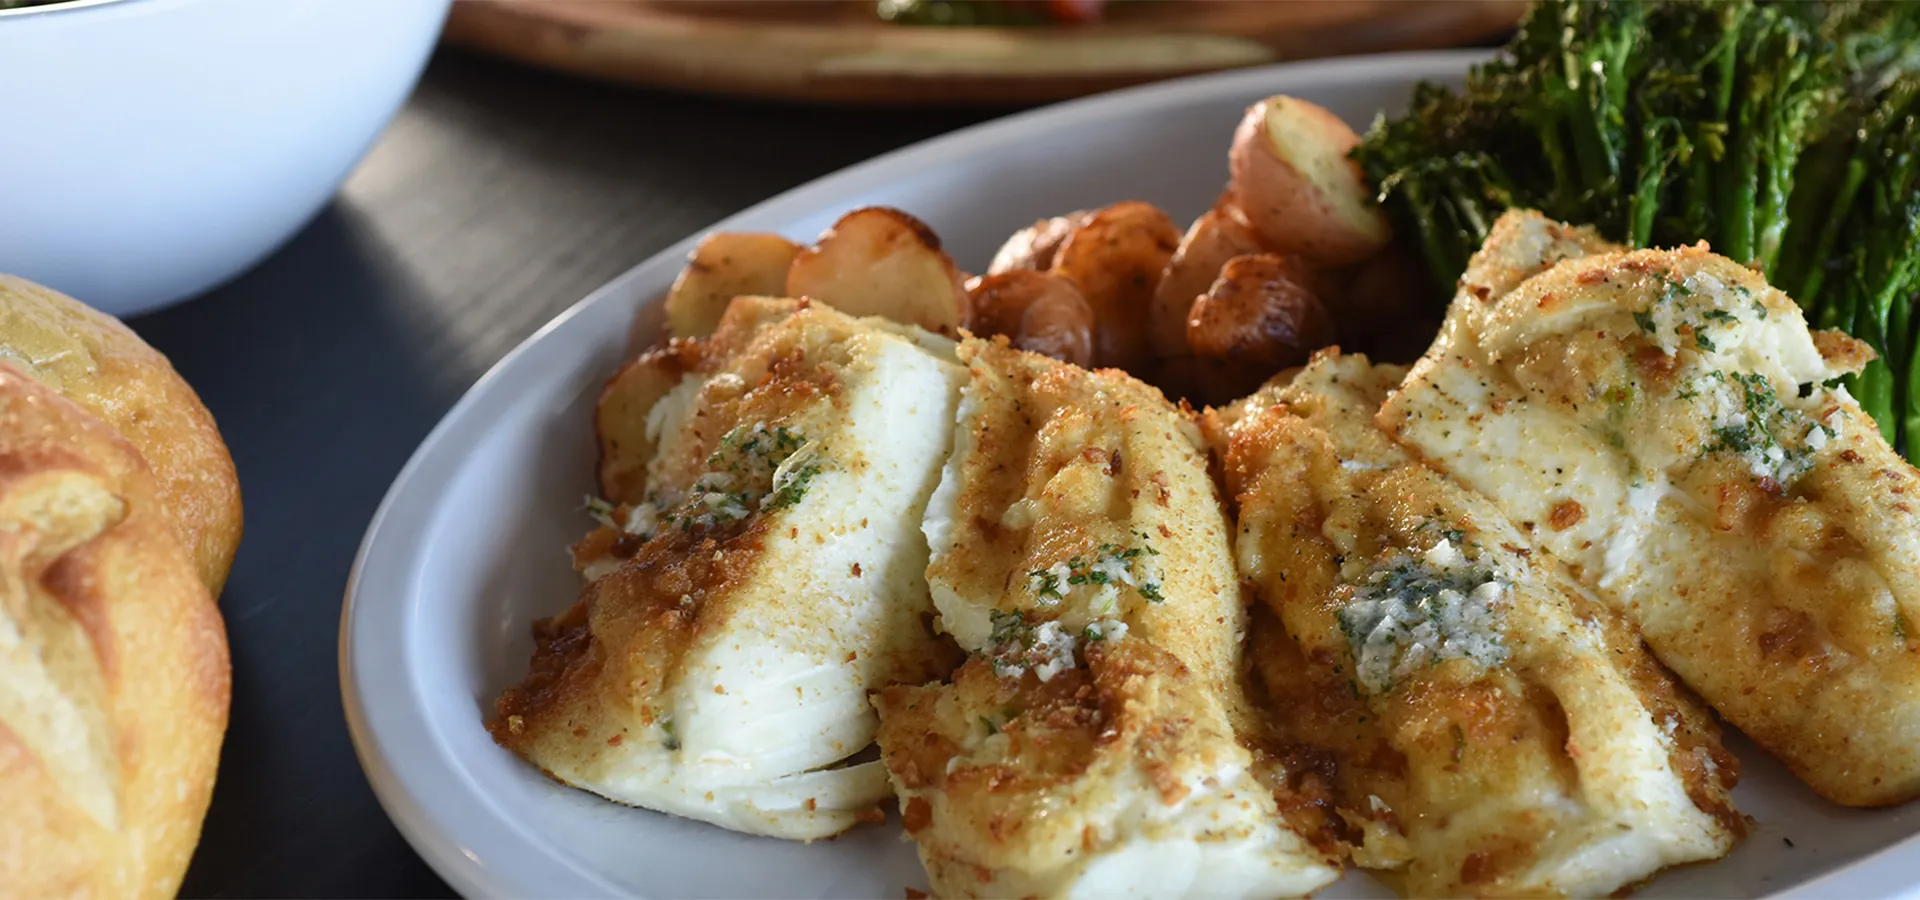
[664,232,801,339]
[1186,253,1334,373]
[1049,201,1180,371]
[965,271,1094,368]
[1229,96,1390,268]
[595,342,699,505]
[785,207,968,333]
[986,210,1092,274]
[1150,204,1266,359]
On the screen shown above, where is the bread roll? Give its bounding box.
[0,363,229,898]
[0,276,242,594]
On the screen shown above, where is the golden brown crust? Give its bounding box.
[882,338,1342,897]
[874,639,1245,881]
[1382,219,1920,806]
[491,523,768,760]
[1223,353,1741,895]
[0,275,242,595]
[929,338,1247,712]
[499,301,967,839]
[0,363,229,899]
[1811,328,1876,376]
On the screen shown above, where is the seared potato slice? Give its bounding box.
[595,343,697,505]
[664,232,801,339]
[786,207,968,333]
[985,210,1091,274]
[965,271,1094,367]
[1187,253,1333,372]
[1150,202,1266,359]
[1049,201,1180,371]
[1230,95,1390,268]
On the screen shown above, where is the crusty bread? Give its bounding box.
[0,363,229,899]
[0,275,242,594]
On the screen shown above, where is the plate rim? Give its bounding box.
[337,46,1919,900]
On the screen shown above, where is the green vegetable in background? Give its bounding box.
[878,0,1050,27]
[877,0,1116,27]
[1354,0,1920,460]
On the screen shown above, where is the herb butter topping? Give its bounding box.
[1026,535,1165,616]
[1686,371,1834,485]
[1337,539,1509,694]
[663,421,822,531]
[577,421,824,557]
[983,609,1130,682]
[985,611,1076,681]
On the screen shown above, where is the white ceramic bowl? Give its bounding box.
[341,50,1920,899]
[0,0,451,317]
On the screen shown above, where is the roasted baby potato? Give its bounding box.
[986,210,1091,274]
[965,271,1094,368]
[594,342,698,505]
[1049,201,1180,371]
[1150,203,1266,360]
[1186,253,1333,372]
[663,232,801,339]
[1229,95,1391,268]
[786,206,969,333]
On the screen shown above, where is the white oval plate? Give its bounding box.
[341,50,1920,899]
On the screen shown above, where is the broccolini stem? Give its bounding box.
[1851,279,1899,443]
[1717,25,1772,267]
[1791,155,1870,316]
[1821,267,1859,332]
[1396,175,1472,297]
[1683,4,1748,251]
[1888,287,1912,455]
[1906,305,1920,463]
[1631,118,1683,247]
[1754,47,1820,276]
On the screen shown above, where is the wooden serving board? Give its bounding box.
[441,0,1523,105]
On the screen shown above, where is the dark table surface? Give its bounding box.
[142,48,1011,899]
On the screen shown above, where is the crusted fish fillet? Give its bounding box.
[490,299,964,839]
[1217,351,1742,897]
[1382,209,1920,806]
[874,338,1339,899]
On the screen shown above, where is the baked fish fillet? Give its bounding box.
[1382,209,1920,806]
[874,338,1339,899]
[1217,351,1742,897]
[490,299,963,839]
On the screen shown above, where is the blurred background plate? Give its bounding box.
[441,0,1525,105]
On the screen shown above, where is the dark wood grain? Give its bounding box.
[140,48,1004,899]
